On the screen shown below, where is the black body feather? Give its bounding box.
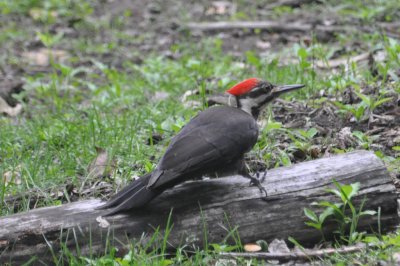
[99,106,258,215]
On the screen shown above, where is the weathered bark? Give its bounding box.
[0,151,398,264]
[186,21,343,36]
[185,21,400,39]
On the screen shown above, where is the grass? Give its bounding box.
[0,38,311,214]
[1,0,400,264]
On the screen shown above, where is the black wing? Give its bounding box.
[147,106,258,188]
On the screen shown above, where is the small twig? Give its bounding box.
[219,244,365,262]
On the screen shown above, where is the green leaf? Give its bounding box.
[116,258,131,266]
[339,184,353,202]
[306,128,318,139]
[288,237,305,251]
[160,259,174,266]
[363,235,380,245]
[373,97,392,109]
[360,210,377,216]
[245,51,261,68]
[210,243,222,252]
[333,101,349,110]
[355,92,371,106]
[122,250,134,261]
[304,208,319,222]
[319,207,335,223]
[333,181,360,202]
[256,240,269,251]
[210,243,238,252]
[305,221,321,230]
[297,47,308,60]
[220,245,239,252]
[326,188,342,198]
[318,201,343,216]
[348,182,361,199]
[355,105,366,120]
[352,131,365,141]
[374,150,384,158]
[265,121,282,131]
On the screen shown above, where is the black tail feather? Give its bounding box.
[97,173,158,215]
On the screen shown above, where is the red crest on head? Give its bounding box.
[226,78,261,96]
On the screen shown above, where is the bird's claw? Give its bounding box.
[248,171,268,200]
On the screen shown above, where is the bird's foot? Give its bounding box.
[248,171,268,200]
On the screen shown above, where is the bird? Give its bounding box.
[99,78,304,215]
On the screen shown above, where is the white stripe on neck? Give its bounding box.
[238,98,256,115]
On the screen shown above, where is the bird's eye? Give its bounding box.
[262,84,271,92]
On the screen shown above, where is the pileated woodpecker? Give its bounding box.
[99,78,304,215]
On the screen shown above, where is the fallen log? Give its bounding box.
[186,21,344,34]
[185,21,400,39]
[0,150,398,264]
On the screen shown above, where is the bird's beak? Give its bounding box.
[271,84,304,95]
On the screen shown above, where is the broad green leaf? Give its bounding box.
[352,131,365,141]
[355,92,371,106]
[363,235,380,245]
[306,128,318,139]
[304,208,318,222]
[332,101,347,109]
[348,182,361,199]
[265,121,282,131]
[326,188,342,198]
[245,51,261,68]
[318,201,343,215]
[305,221,321,230]
[297,47,308,60]
[319,207,335,223]
[256,240,268,251]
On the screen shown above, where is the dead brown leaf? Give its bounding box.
[205,1,236,16]
[268,239,290,253]
[256,40,271,50]
[96,216,110,228]
[87,147,115,179]
[393,253,400,265]
[3,165,22,186]
[0,97,22,117]
[29,8,58,21]
[152,91,170,101]
[337,127,357,149]
[22,48,68,66]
